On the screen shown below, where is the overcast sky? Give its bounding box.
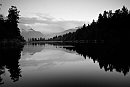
[0,0,130,33]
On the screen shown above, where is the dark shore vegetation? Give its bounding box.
[0,5,130,79]
[26,6,130,76]
[28,6,130,45]
[0,6,25,84]
[49,6,130,43]
[0,6,25,44]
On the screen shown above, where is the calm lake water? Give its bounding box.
[0,43,130,87]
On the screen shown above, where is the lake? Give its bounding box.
[0,42,130,87]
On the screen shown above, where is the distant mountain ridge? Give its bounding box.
[21,28,77,41]
[21,29,44,41]
[44,29,77,39]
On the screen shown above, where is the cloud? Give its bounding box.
[24,23,65,33]
[34,13,55,21]
[19,13,85,33]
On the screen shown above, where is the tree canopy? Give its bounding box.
[47,6,130,43]
[0,6,24,42]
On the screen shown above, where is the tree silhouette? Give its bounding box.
[7,6,20,23]
[47,6,130,43]
[0,6,25,42]
[7,6,21,38]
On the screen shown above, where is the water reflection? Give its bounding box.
[21,43,81,70]
[0,45,24,85]
[63,43,130,76]
[0,42,130,86]
[23,42,130,76]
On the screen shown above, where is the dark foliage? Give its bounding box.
[0,6,25,42]
[48,6,130,43]
[28,37,45,42]
[27,6,130,75]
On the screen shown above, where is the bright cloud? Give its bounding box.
[19,13,85,33]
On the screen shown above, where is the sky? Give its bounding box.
[0,0,130,33]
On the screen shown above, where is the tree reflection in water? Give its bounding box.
[23,42,130,76]
[0,44,24,85]
[1,41,129,85]
[49,42,130,76]
[26,42,130,76]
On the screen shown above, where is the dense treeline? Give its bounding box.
[0,6,24,42]
[28,37,45,42]
[48,6,130,43]
[62,43,130,76]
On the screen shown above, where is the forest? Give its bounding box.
[28,6,130,44]
[46,6,130,43]
[0,6,24,43]
[1,6,130,44]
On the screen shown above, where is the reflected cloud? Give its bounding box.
[20,43,84,70]
[21,42,130,76]
[1,42,129,87]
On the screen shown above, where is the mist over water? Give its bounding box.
[0,43,130,87]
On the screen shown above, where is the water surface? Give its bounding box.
[0,43,130,87]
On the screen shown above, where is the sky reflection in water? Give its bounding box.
[1,43,130,87]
